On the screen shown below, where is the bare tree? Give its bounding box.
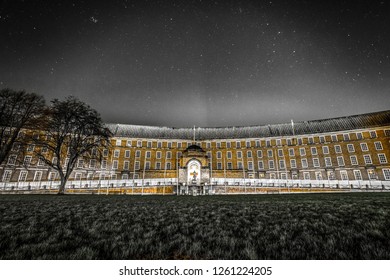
[32,96,112,194]
[0,88,45,168]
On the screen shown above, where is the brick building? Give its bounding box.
[1,110,390,194]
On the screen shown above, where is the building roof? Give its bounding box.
[106,110,390,140]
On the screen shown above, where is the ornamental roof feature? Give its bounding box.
[106,110,390,140]
[185,144,205,152]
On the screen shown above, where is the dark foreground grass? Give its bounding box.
[1,193,390,259]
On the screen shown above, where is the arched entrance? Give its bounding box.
[187,159,201,186]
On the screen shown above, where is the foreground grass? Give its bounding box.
[0,193,390,259]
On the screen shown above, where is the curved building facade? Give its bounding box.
[1,110,390,194]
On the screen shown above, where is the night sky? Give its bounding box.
[1,0,389,127]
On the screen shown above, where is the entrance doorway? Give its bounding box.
[187,159,201,185]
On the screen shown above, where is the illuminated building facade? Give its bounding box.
[1,110,390,194]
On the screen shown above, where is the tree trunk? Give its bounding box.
[57,176,66,195]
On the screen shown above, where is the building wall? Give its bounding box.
[1,126,390,183]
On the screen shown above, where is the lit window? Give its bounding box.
[368,169,376,180]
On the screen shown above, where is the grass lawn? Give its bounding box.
[0,192,390,259]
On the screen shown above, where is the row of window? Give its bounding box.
[3,168,390,182]
[113,129,389,149]
[8,139,385,168]
[109,141,385,161]
[9,151,388,170]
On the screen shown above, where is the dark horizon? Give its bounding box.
[1,0,389,127]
